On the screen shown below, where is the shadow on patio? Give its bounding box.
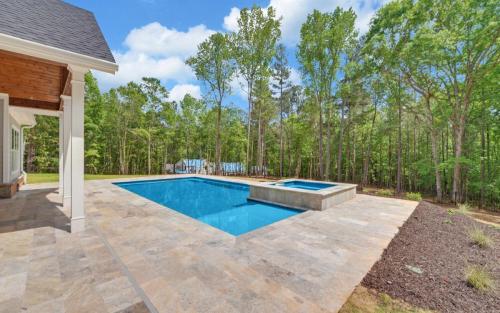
[0,187,70,233]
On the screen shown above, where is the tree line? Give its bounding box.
[25,0,499,209]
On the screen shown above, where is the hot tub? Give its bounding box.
[271,180,336,191]
[249,179,356,211]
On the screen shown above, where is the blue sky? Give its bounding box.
[66,0,387,108]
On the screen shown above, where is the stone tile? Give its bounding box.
[114,301,150,313]
[0,272,27,303]
[64,282,107,313]
[0,298,22,313]
[0,178,417,313]
[25,297,65,313]
[96,276,140,313]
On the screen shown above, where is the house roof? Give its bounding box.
[0,0,115,64]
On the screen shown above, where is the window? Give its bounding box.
[10,127,20,175]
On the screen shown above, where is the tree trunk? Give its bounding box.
[325,105,331,180]
[430,129,443,202]
[147,133,151,175]
[362,102,377,188]
[480,117,485,209]
[452,120,465,203]
[245,82,253,175]
[257,105,263,175]
[337,100,345,181]
[215,101,222,175]
[318,101,324,179]
[351,125,356,182]
[279,86,284,178]
[396,94,402,194]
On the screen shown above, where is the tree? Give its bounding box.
[298,8,357,179]
[187,33,235,175]
[232,6,281,174]
[271,43,292,177]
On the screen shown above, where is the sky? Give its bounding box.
[66,0,387,107]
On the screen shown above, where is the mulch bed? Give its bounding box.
[362,201,499,313]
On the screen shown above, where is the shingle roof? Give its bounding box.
[0,0,115,63]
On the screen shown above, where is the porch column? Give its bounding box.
[58,112,64,191]
[68,65,87,233]
[0,93,9,184]
[62,96,72,209]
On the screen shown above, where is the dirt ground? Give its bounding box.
[339,285,434,313]
[361,201,499,313]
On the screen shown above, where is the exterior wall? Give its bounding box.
[249,182,357,211]
[0,98,3,182]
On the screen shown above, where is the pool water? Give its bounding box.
[115,178,302,236]
[273,180,336,191]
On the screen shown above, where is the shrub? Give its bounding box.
[376,189,394,197]
[457,203,471,214]
[406,192,422,201]
[468,228,492,248]
[466,266,494,291]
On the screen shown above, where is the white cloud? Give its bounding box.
[95,50,194,89]
[289,68,302,86]
[169,84,202,102]
[223,7,240,32]
[229,74,249,101]
[96,22,215,91]
[223,0,387,46]
[125,22,215,57]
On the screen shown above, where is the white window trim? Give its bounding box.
[10,125,21,178]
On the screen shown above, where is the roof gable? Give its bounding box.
[0,0,115,63]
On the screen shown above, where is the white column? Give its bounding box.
[58,112,64,191]
[68,65,87,233]
[0,93,10,184]
[62,95,72,209]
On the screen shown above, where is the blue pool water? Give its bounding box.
[115,178,302,236]
[273,180,336,191]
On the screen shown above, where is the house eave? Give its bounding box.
[0,33,118,74]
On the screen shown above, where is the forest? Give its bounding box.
[25,0,499,209]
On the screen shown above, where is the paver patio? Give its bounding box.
[0,176,417,313]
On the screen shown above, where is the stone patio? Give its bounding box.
[0,176,418,313]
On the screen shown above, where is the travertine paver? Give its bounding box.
[0,176,417,313]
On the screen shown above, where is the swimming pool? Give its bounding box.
[272,180,336,191]
[115,177,302,236]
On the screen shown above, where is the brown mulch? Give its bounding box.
[362,201,499,313]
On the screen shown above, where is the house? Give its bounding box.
[175,159,208,174]
[0,0,117,232]
[221,162,245,175]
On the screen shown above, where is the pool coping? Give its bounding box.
[8,177,419,313]
[111,174,307,236]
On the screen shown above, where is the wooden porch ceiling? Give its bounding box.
[0,49,70,111]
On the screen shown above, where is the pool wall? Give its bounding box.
[248,179,356,211]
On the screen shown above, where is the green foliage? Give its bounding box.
[465,266,495,291]
[376,189,394,197]
[22,1,500,210]
[457,203,471,215]
[468,228,493,248]
[406,192,422,201]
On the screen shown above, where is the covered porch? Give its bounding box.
[0,0,117,232]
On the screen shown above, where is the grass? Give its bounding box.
[340,286,434,313]
[457,203,471,214]
[468,227,493,248]
[465,266,495,291]
[406,192,422,201]
[375,189,394,197]
[27,173,147,184]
